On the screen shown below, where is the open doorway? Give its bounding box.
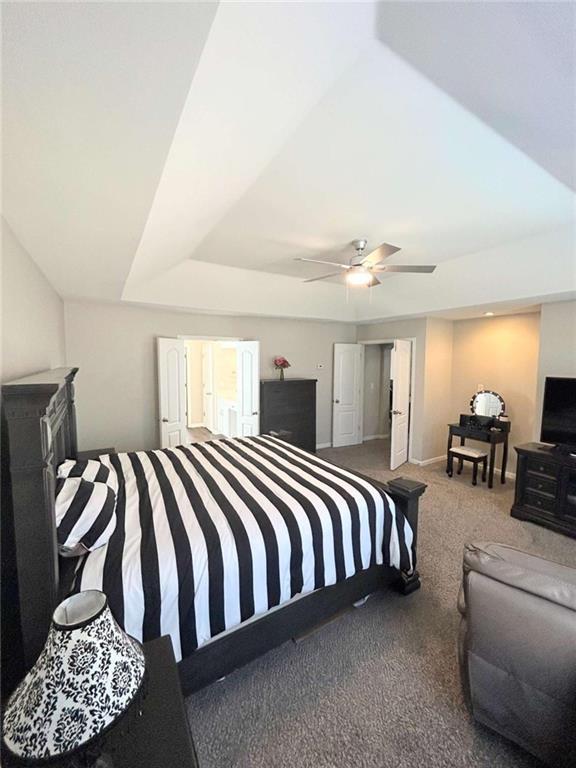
[363,342,393,444]
[157,337,259,448]
[332,340,414,469]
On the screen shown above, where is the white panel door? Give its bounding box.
[332,343,364,448]
[390,339,411,470]
[202,342,215,432]
[157,337,188,448]
[236,341,260,437]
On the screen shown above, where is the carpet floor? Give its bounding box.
[186,440,574,768]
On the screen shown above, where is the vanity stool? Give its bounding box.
[447,447,488,486]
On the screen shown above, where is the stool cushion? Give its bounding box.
[449,447,487,460]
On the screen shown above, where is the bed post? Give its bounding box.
[2,368,79,671]
[386,477,426,595]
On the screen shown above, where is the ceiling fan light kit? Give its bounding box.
[296,239,437,288]
[346,267,376,287]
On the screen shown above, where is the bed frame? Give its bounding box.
[2,367,426,696]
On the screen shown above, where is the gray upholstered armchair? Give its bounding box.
[458,542,576,767]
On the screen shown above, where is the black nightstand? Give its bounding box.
[107,636,199,768]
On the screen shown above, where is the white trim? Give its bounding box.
[363,433,388,441]
[316,442,332,450]
[188,422,204,429]
[409,455,445,467]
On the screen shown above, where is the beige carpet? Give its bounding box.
[186,440,574,768]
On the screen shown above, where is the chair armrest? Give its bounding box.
[463,541,576,612]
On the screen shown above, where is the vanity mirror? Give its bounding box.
[470,390,505,418]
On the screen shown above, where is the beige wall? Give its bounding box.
[213,344,237,401]
[451,313,540,472]
[1,218,65,382]
[64,300,355,452]
[536,300,576,437]
[423,318,454,460]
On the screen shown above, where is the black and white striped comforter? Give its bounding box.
[74,436,414,661]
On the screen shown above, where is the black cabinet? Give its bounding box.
[107,636,199,767]
[512,443,576,539]
[260,378,317,452]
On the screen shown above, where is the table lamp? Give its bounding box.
[2,590,146,767]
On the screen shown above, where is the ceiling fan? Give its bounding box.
[296,239,436,287]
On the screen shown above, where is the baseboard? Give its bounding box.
[188,423,204,429]
[316,442,332,450]
[409,455,445,467]
[363,433,389,442]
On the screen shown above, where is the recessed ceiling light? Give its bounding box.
[484,312,494,316]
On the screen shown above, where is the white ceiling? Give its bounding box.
[376,1,576,191]
[3,2,575,323]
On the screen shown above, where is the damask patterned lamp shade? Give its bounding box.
[2,591,146,765]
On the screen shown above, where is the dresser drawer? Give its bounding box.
[525,474,557,497]
[524,490,557,514]
[526,457,559,479]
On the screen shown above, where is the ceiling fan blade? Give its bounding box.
[303,271,344,283]
[372,264,436,273]
[367,274,381,287]
[363,242,401,266]
[296,257,350,269]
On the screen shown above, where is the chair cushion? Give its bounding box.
[449,447,487,459]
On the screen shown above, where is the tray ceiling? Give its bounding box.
[3,2,575,322]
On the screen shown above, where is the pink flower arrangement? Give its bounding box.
[273,356,291,380]
[273,356,291,370]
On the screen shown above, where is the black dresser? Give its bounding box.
[512,443,576,538]
[260,378,317,452]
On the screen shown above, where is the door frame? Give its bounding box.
[357,337,416,463]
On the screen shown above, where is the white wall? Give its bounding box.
[1,218,65,382]
[536,300,576,436]
[64,299,355,452]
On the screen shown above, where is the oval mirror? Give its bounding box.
[470,390,505,418]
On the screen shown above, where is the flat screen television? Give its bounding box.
[540,377,576,449]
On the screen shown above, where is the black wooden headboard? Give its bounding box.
[2,367,79,671]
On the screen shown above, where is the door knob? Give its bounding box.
[162,418,169,423]
[392,410,402,415]
[334,399,340,404]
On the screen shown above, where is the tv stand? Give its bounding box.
[550,443,576,458]
[512,443,576,539]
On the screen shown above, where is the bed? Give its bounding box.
[3,368,426,695]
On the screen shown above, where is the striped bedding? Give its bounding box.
[73,436,414,662]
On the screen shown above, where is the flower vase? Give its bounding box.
[279,368,285,381]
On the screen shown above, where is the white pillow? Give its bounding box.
[55,477,117,557]
[57,458,118,496]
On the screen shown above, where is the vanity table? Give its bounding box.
[446,390,511,489]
